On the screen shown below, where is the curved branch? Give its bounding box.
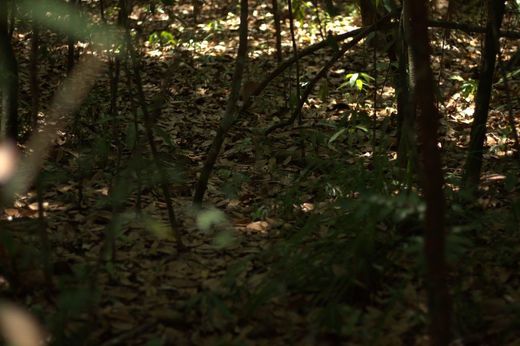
[428,19,520,39]
[265,15,393,135]
[239,17,396,114]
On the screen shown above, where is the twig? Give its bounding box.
[428,19,520,39]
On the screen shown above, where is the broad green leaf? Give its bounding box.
[355,79,363,91]
[355,125,368,132]
[450,75,465,82]
[329,128,347,144]
[349,73,359,87]
[196,208,227,232]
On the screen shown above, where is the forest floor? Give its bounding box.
[2,1,520,345]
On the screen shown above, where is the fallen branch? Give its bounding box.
[428,19,520,39]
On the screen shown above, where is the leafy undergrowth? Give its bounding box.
[1,0,520,345]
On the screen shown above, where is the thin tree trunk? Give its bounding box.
[120,0,185,251]
[0,0,18,142]
[67,0,79,73]
[271,0,282,64]
[358,0,378,27]
[462,0,506,195]
[405,1,452,345]
[7,0,15,39]
[30,17,40,131]
[193,0,249,205]
[497,56,520,160]
[397,2,417,174]
[287,0,301,123]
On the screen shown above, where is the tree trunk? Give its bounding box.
[396,3,417,172]
[30,16,40,131]
[462,0,506,195]
[271,0,282,64]
[193,0,249,205]
[67,0,80,73]
[0,0,18,142]
[405,1,452,345]
[358,0,378,26]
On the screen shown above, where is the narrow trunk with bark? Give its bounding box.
[406,1,452,344]
[462,0,506,195]
[0,0,18,141]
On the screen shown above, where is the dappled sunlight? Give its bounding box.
[0,0,519,344]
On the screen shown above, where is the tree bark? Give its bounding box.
[397,2,417,172]
[271,0,282,64]
[462,0,506,195]
[30,16,40,131]
[405,1,452,345]
[0,0,18,141]
[67,0,80,73]
[358,0,378,26]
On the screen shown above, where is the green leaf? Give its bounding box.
[139,214,174,240]
[196,208,227,232]
[213,230,236,248]
[349,73,359,87]
[450,75,465,82]
[160,31,176,45]
[329,128,347,144]
[148,32,160,45]
[355,79,363,91]
[354,125,368,132]
[360,72,374,81]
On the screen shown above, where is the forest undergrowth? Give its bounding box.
[1,0,520,345]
